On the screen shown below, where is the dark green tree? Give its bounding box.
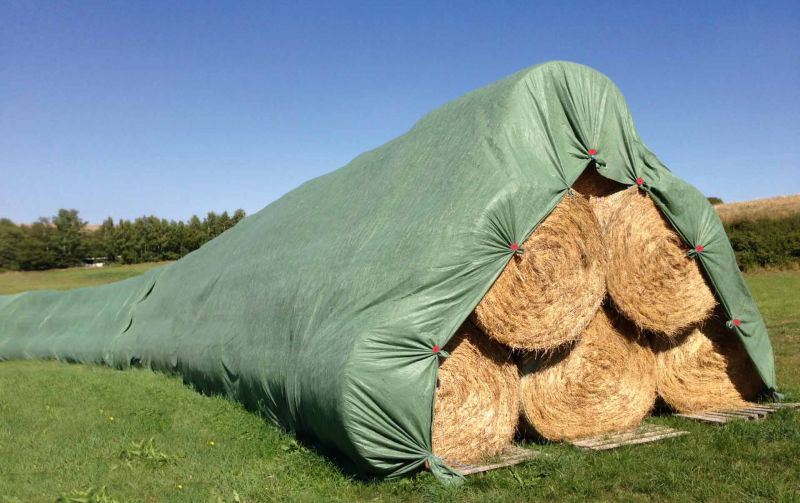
[92,217,116,261]
[51,209,87,267]
[0,218,23,271]
[187,215,204,251]
[16,219,56,270]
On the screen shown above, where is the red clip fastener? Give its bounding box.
[588,148,597,156]
[732,319,742,327]
[695,245,704,253]
[432,345,440,354]
[510,243,519,251]
[636,177,644,186]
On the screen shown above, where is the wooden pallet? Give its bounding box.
[448,445,541,476]
[569,424,689,451]
[675,402,800,425]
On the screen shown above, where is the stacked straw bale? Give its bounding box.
[653,315,763,412]
[518,307,656,440]
[574,169,763,414]
[433,321,520,463]
[445,167,763,453]
[604,186,717,338]
[472,193,607,352]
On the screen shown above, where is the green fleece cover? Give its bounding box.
[0,61,775,482]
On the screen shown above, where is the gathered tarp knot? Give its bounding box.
[586,148,607,167]
[432,345,450,359]
[725,317,751,336]
[425,454,464,485]
[687,244,705,258]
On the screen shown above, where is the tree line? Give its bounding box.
[1,205,796,273]
[0,209,246,271]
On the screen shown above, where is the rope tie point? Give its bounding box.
[588,148,597,157]
[636,177,644,186]
[733,319,742,327]
[687,244,704,257]
[510,243,519,252]
[432,345,440,354]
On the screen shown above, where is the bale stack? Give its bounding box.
[439,169,763,462]
[467,186,660,445]
[573,170,763,414]
[437,192,613,461]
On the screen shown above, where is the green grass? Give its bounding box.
[1,268,799,502]
[0,262,170,295]
[745,271,800,389]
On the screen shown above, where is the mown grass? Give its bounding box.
[716,194,800,223]
[1,268,799,502]
[0,262,170,295]
[746,271,800,389]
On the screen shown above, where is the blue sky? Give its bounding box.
[1,1,798,223]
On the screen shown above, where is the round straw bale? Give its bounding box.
[519,307,656,441]
[432,321,520,464]
[571,166,627,234]
[653,316,763,412]
[471,193,607,352]
[605,187,717,337]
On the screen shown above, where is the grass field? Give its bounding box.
[715,194,800,223]
[0,262,169,295]
[1,266,799,502]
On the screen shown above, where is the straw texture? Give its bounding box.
[571,166,627,234]
[605,187,717,337]
[432,321,520,464]
[519,307,656,441]
[472,194,607,351]
[653,315,764,412]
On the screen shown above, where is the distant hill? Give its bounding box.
[714,194,800,223]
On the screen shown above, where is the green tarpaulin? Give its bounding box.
[0,61,775,482]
